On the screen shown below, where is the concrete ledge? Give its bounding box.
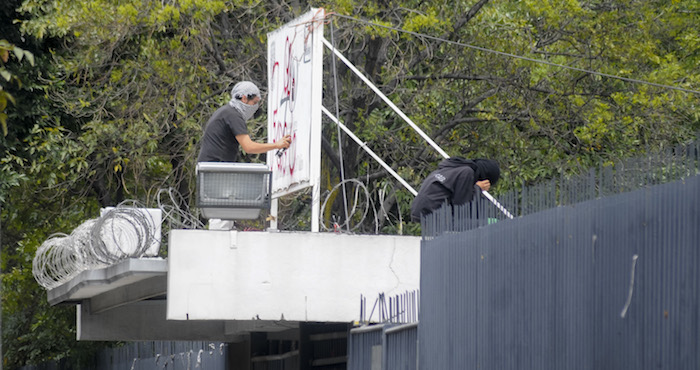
[78,300,229,341]
[77,300,303,341]
[47,258,167,306]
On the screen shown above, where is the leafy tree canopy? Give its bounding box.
[1,0,698,367]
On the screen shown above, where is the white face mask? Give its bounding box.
[229,99,259,121]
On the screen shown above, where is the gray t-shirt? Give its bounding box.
[197,105,249,162]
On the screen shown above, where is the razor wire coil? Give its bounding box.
[33,204,167,290]
[32,233,83,290]
[89,207,158,265]
[33,191,204,290]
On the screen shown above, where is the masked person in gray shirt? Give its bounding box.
[197,81,291,230]
[198,81,291,162]
[411,158,500,222]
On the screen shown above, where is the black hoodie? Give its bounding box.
[410,157,499,222]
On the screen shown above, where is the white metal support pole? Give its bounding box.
[481,190,514,219]
[309,9,325,233]
[269,198,279,230]
[322,37,450,159]
[309,13,325,232]
[322,106,418,196]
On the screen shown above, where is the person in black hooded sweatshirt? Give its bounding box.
[410,157,500,222]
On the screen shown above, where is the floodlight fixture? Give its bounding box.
[196,162,272,220]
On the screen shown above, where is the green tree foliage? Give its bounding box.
[1,0,112,367]
[2,207,104,369]
[16,0,236,209]
[1,0,698,367]
[318,0,698,230]
[0,37,37,208]
[0,39,34,136]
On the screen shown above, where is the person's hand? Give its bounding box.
[277,135,292,149]
[476,179,491,191]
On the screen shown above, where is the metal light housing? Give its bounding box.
[196,162,272,220]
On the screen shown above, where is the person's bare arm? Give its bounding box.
[236,134,291,154]
[476,179,491,191]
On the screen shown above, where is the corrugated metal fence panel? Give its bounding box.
[348,324,418,370]
[18,342,228,370]
[419,175,700,370]
[347,325,384,370]
[384,324,418,370]
[96,341,227,370]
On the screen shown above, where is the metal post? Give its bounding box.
[322,107,418,196]
[322,37,450,159]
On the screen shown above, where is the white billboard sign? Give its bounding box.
[267,8,324,197]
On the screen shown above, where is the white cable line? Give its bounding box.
[322,106,418,196]
[620,254,639,318]
[330,13,700,96]
[322,37,451,159]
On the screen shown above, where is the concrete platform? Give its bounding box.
[47,230,420,341]
[167,230,420,322]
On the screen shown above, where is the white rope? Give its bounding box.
[620,254,639,318]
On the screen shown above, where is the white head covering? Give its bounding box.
[229,81,261,121]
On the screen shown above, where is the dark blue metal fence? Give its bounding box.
[384,324,417,370]
[348,324,418,370]
[348,325,383,370]
[419,173,700,369]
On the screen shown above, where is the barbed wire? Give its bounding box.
[320,179,383,233]
[32,178,409,289]
[32,233,84,290]
[377,181,405,234]
[156,188,205,230]
[33,189,204,290]
[90,207,159,264]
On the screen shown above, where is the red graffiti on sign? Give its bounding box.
[270,23,314,178]
[270,36,297,176]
